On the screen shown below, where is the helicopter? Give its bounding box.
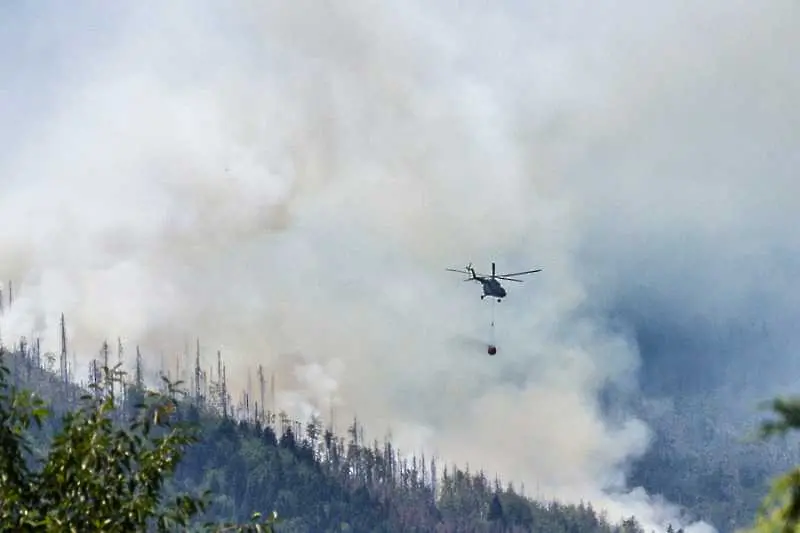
[446,262,542,302]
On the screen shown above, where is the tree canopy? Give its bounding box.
[2,342,800,532]
[0,349,277,532]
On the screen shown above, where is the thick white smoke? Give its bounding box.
[1,1,797,531]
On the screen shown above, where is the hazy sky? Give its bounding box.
[1,2,797,531]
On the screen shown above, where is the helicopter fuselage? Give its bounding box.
[477,277,506,299]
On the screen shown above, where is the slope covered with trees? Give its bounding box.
[1,337,683,532]
[1,313,798,532]
[627,394,800,530]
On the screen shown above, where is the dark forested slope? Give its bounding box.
[3,333,794,532]
[171,411,656,532]
[4,343,688,533]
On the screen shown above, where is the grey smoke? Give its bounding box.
[1,1,798,532]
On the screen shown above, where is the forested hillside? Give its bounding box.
[0,336,696,533]
[3,313,799,532]
[626,394,800,530]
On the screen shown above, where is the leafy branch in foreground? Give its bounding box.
[747,397,800,533]
[0,348,278,532]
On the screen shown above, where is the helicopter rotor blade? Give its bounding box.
[496,276,524,282]
[496,268,542,277]
[446,268,470,275]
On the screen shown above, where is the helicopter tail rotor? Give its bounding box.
[466,262,475,279]
[446,264,477,281]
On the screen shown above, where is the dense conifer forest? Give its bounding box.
[0,323,675,533]
[1,311,798,532]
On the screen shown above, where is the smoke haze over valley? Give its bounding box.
[1,2,798,532]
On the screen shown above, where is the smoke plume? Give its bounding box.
[1,1,798,531]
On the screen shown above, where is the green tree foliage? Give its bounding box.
[745,397,800,533]
[0,344,690,532]
[0,349,277,532]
